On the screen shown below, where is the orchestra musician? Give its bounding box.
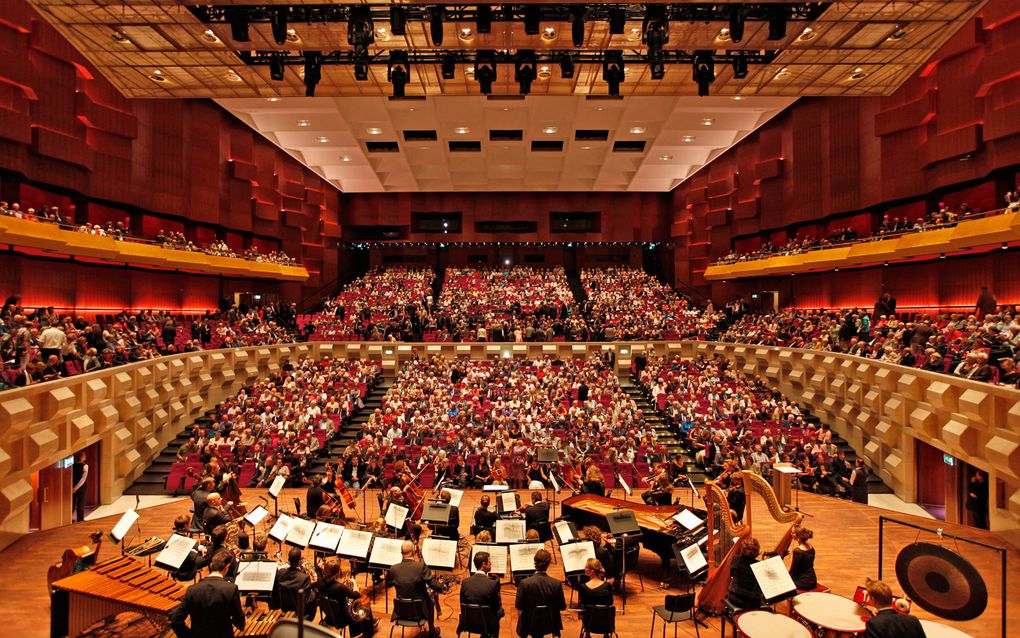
[583,464,605,496]
[191,476,215,521]
[474,494,498,536]
[522,492,550,537]
[318,557,378,637]
[169,549,245,638]
[725,537,763,611]
[581,526,616,587]
[201,493,231,532]
[306,475,326,518]
[271,547,318,620]
[515,550,565,638]
[387,540,445,638]
[431,489,461,540]
[640,471,673,506]
[863,578,924,638]
[458,551,503,638]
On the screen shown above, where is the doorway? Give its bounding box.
[30,442,100,531]
[916,440,963,521]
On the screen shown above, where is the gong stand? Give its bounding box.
[878,516,1007,638]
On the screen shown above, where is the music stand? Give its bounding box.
[606,509,641,614]
[536,448,557,464]
[422,502,454,540]
[750,555,798,606]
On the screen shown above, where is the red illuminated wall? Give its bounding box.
[0,0,341,301]
[342,192,671,243]
[671,0,1020,306]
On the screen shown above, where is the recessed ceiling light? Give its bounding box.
[629,126,646,134]
[887,28,907,41]
[660,154,673,161]
[580,146,591,150]
[376,28,391,41]
[316,136,329,143]
[111,31,129,43]
[466,67,475,77]
[459,28,473,40]
[732,96,744,101]
[201,29,220,44]
[148,70,166,82]
[297,119,311,127]
[225,70,243,82]
[798,27,816,41]
[366,127,382,135]
[774,67,791,79]
[340,155,351,162]
[542,27,556,41]
[596,107,604,112]
[717,28,731,42]
[267,97,281,103]
[681,135,696,143]
[454,126,470,134]
[538,65,551,79]
[849,67,867,80]
[542,126,558,134]
[286,28,300,43]
[702,118,715,126]
[627,28,641,42]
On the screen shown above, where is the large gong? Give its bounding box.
[895,542,987,621]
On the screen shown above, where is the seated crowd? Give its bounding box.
[638,353,861,499]
[0,297,298,390]
[307,267,435,341]
[581,267,721,340]
[718,305,1020,388]
[168,357,382,491]
[715,198,1008,265]
[0,200,296,265]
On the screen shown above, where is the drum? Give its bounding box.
[791,592,872,638]
[918,619,974,638]
[528,480,546,490]
[736,610,812,638]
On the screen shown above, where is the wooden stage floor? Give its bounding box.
[5,487,1016,638]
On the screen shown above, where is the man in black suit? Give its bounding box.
[169,550,245,638]
[863,579,924,638]
[515,550,565,638]
[306,475,326,518]
[523,492,550,538]
[388,540,443,637]
[272,547,318,619]
[458,551,503,638]
[474,495,498,535]
[201,493,231,533]
[432,489,460,539]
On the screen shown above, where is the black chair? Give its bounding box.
[522,605,560,638]
[390,597,429,638]
[649,593,699,638]
[458,602,495,638]
[279,584,318,621]
[318,596,348,637]
[579,605,617,638]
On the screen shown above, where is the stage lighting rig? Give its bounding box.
[389,6,407,36]
[347,6,374,57]
[514,50,537,95]
[269,53,285,81]
[388,51,410,97]
[559,54,575,79]
[441,53,456,79]
[728,6,745,43]
[303,51,321,96]
[429,6,445,45]
[354,54,370,81]
[603,50,624,96]
[731,53,748,79]
[608,8,626,35]
[475,50,497,95]
[269,7,288,45]
[692,50,715,96]
[226,7,250,42]
[476,5,492,33]
[524,5,540,36]
[768,5,788,40]
[570,6,587,47]
[642,5,669,57]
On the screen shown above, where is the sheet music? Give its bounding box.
[421,538,458,570]
[368,537,404,567]
[508,543,543,573]
[337,528,374,559]
[268,514,293,543]
[549,473,560,493]
[560,540,596,574]
[235,561,278,592]
[309,522,345,552]
[553,520,578,545]
[244,505,270,527]
[111,509,139,542]
[750,555,798,602]
[672,509,704,530]
[678,542,708,575]
[269,475,287,499]
[286,516,315,548]
[495,519,526,544]
[154,533,197,570]
[470,544,508,575]
[497,491,518,512]
[385,503,409,530]
[445,488,465,508]
[482,484,508,492]
[617,474,632,496]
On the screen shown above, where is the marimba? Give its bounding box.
[238,609,296,637]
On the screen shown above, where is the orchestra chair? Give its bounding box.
[318,596,348,638]
[278,584,319,621]
[612,542,644,592]
[521,605,560,638]
[390,597,429,638]
[457,602,496,638]
[579,605,617,638]
[649,593,699,638]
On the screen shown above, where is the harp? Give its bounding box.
[696,470,802,614]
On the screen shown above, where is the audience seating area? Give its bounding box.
[305,268,434,342]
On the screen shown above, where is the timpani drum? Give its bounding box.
[918,619,975,638]
[735,610,812,638]
[791,592,873,638]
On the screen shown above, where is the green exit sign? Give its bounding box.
[943,454,956,466]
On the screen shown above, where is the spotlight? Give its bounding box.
[429,6,445,45]
[476,5,492,34]
[514,50,536,95]
[303,51,321,96]
[389,6,407,36]
[608,8,626,35]
[269,53,285,81]
[649,55,665,80]
[441,53,456,79]
[728,6,745,43]
[524,5,540,36]
[559,53,575,79]
[642,5,669,57]
[731,53,748,79]
[226,7,250,42]
[475,50,497,95]
[570,6,587,47]
[388,51,410,97]
[354,56,369,82]
[269,7,288,45]
[348,6,374,57]
[602,50,624,96]
[767,5,788,40]
[692,50,715,96]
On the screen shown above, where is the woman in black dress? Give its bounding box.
[726,537,763,610]
[788,526,817,591]
[318,557,378,637]
[578,558,615,608]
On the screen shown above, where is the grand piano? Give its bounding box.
[561,493,707,581]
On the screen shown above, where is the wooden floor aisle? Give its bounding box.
[5,488,1016,638]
